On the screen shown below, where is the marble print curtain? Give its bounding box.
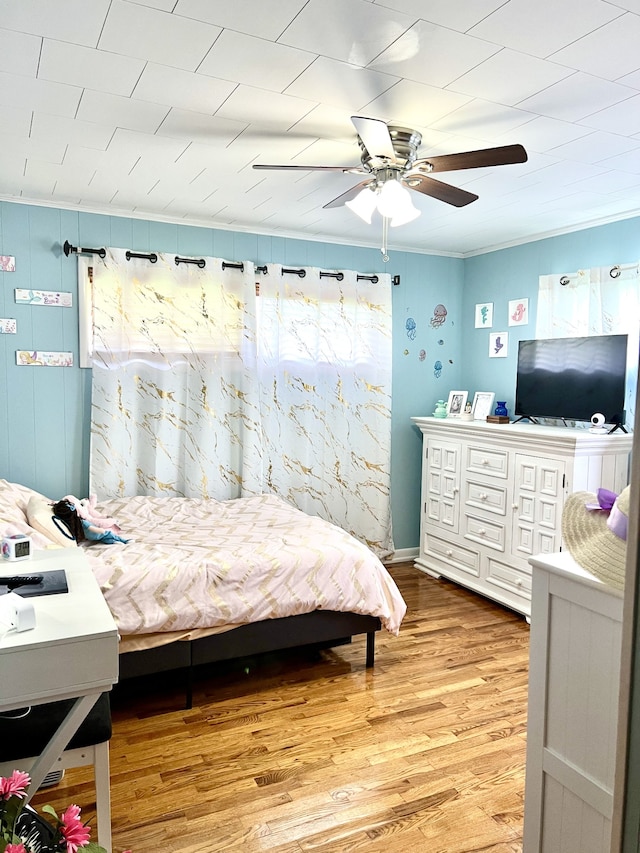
[536,263,639,425]
[86,251,393,555]
[249,264,394,555]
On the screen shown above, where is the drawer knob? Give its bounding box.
[480,493,488,501]
[479,527,486,535]
[516,578,522,586]
[446,549,453,557]
[481,458,489,465]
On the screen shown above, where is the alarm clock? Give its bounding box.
[1,534,32,561]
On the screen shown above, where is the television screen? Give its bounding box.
[514,334,628,425]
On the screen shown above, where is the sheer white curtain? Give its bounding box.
[86,252,393,554]
[88,248,259,500]
[248,265,394,554]
[536,263,639,424]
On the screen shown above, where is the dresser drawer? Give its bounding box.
[464,478,508,516]
[486,556,531,599]
[463,511,506,551]
[425,532,480,577]
[466,445,508,479]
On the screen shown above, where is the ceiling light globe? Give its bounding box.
[345,187,377,223]
[376,179,413,218]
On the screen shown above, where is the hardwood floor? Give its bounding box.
[31,564,530,853]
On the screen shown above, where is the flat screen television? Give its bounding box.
[514,334,628,426]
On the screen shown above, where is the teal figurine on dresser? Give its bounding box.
[433,400,448,418]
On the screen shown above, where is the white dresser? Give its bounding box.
[523,552,623,852]
[411,417,632,617]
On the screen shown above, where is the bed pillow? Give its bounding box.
[26,495,76,548]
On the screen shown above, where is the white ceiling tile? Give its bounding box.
[494,116,592,152]
[369,20,501,89]
[214,86,317,130]
[0,154,28,184]
[430,100,535,142]
[361,79,472,128]
[517,73,637,121]
[133,64,236,113]
[468,0,622,58]
[199,30,314,93]
[550,13,640,80]
[578,94,640,136]
[156,109,248,145]
[0,0,110,46]
[285,57,398,112]
[63,145,141,176]
[547,130,640,164]
[0,28,41,76]
[596,147,640,174]
[39,39,144,96]
[370,0,510,31]
[99,0,221,71]
[278,0,417,66]
[126,0,175,9]
[0,71,81,116]
[288,106,363,144]
[0,106,32,138]
[77,90,169,134]
[448,50,574,106]
[174,0,307,41]
[0,132,66,164]
[31,113,114,150]
[106,127,191,162]
[617,68,640,89]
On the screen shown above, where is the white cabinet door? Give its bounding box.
[425,438,461,534]
[512,453,565,563]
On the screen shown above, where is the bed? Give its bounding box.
[0,480,406,706]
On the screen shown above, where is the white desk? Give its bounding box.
[0,548,118,796]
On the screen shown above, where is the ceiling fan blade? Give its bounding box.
[253,163,364,173]
[323,180,375,209]
[351,116,396,161]
[413,144,528,173]
[405,175,478,207]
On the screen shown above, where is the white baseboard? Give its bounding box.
[384,546,419,565]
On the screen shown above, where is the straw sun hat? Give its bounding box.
[561,486,630,591]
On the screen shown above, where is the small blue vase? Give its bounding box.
[494,401,508,417]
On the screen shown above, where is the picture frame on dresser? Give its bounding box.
[471,391,495,420]
[446,390,468,417]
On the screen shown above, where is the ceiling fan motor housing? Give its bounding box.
[358,126,423,173]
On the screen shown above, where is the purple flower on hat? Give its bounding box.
[585,487,617,511]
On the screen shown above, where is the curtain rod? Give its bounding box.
[63,240,106,259]
[63,241,398,284]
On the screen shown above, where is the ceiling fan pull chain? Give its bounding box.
[381,217,390,263]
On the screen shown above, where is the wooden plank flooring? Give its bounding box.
[31,564,530,853]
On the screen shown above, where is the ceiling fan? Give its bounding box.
[253,115,528,260]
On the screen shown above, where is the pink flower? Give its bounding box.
[5,844,28,853]
[0,771,31,800]
[59,804,91,853]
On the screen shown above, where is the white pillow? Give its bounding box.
[26,495,76,548]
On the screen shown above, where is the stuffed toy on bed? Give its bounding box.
[51,497,130,545]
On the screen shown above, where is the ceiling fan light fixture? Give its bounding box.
[390,199,420,227]
[376,179,412,219]
[345,186,377,223]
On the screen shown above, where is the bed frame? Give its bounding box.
[118,610,382,708]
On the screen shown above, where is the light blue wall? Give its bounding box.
[1,200,637,549]
[461,218,640,416]
[0,201,465,550]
